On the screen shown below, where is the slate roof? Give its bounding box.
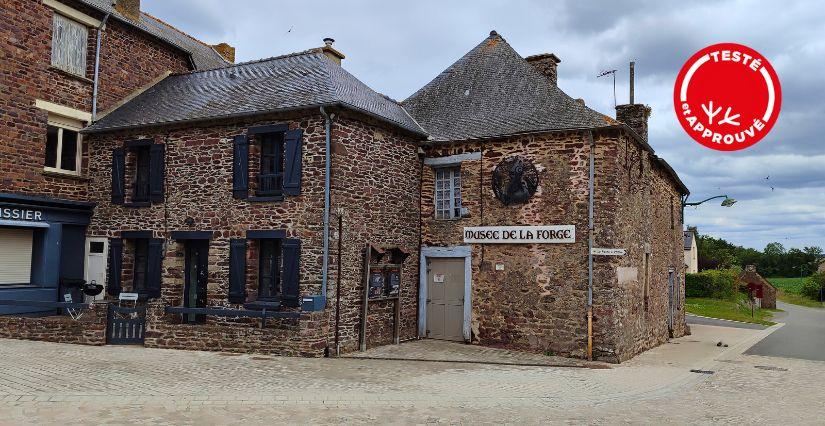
[77,0,228,70]
[684,231,695,250]
[85,50,426,135]
[402,32,613,141]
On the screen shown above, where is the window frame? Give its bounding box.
[434,166,462,220]
[130,145,152,203]
[50,12,89,78]
[256,132,285,197]
[257,238,283,302]
[44,117,83,176]
[132,238,150,295]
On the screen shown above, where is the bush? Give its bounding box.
[686,269,739,300]
[801,273,825,300]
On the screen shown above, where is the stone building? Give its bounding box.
[0,0,231,312]
[0,7,688,363]
[739,265,777,309]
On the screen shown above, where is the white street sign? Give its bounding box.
[591,248,627,256]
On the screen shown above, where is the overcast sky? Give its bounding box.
[143,0,824,251]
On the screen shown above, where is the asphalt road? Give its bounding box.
[687,314,768,330]
[745,301,825,361]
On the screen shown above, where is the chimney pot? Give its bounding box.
[320,38,345,65]
[489,30,498,37]
[526,53,561,86]
[114,0,141,21]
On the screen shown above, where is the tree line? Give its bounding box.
[695,229,823,277]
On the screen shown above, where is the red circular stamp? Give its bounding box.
[673,43,781,151]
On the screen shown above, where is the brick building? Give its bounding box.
[0,0,230,311]
[0,4,688,363]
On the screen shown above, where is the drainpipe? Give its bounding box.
[587,130,595,361]
[91,14,111,121]
[320,107,334,304]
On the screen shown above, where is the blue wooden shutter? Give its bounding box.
[149,144,165,203]
[232,135,249,199]
[283,129,302,196]
[281,238,301,307]
[111,148,125,204]
[146,238,164,299]
[228,238,247,303]
[106,238,123,296]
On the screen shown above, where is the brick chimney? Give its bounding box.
[114,0,141,21]
[321,38,345,65]
[616,61,651,141]
[525,53,561,86]
[616,104,651,142]
[212,43,236,63]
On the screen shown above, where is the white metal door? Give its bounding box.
[84,238,108,300]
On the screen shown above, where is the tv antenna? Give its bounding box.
[597,69,617,108]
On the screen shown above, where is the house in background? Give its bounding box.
[684,229,698,273]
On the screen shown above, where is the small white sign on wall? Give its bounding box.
[463,225,575,244]
[433,273,445,283]
[591,248,627,256]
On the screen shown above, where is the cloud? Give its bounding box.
[141,0,825,249]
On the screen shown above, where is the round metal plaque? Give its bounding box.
[491,156,539,206]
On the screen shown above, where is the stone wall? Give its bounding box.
[606,130,687,362]
[739,265,777,309]
[0,0,190,201]
[84,109,422,356]
[419,128,686,362]
[0,301,107,345]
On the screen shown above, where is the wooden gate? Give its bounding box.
[106,304,146,345]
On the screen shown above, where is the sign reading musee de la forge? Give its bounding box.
[463,225,575,244]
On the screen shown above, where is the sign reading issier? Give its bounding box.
[463,225,575,244]
[0,208,43,221]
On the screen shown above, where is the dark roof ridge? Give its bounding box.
[167,48,323,77]
[141,11,212,49]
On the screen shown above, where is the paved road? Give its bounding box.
[687,314,768,330]
[745,301,825,361]
[3,323,823,424]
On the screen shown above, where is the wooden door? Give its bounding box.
[426,258,465,341]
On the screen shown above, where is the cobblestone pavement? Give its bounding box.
[0,323,822,424]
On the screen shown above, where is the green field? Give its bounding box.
[767,277,825,308]
[685,294,777,326]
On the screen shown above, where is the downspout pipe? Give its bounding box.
[320,107,334,305]
[91,14,111,121]
[587,130,595,361]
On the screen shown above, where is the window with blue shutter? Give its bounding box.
[228,238,247,303]
[107,238,123,296]
[233,135,249,199]
[281,238,301,307]
[283,129,303,196]
[149,144,165,203]
[146,238,164,299]
[111,148,125,205]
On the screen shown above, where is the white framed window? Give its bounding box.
[435,167,462,219]
[0,228,34,286]
[44,115,83,175]
[51,13,88,77]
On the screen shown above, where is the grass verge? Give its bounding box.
[768,277,825,308]
[685,295,776,326]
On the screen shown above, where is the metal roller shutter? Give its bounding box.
[0,228,34,285]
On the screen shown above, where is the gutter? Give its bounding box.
[91,13,111,121]
[319,107,335,305]
[586,130,595,361]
